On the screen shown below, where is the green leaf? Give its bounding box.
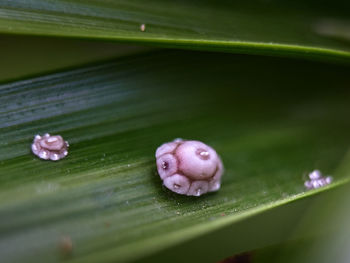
[0,50,350,263]
[1,0,350,61]
[250,151,350,263]
[0,35,149,82]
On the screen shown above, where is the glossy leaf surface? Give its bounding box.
[0,50,350,262]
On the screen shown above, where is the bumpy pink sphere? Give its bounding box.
[155,139,224,196]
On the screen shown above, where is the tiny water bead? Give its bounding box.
[31,133,69,161]
[155,139,224,196]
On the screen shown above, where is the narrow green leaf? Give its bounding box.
[0,35,149,82]
[251,151,350,263]
[0,50,350,262]
[1,0,350,61]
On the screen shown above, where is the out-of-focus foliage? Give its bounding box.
[1,0,350,61]
[0,35,148,82]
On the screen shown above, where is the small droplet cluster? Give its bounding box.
[304,170,332,190]
[155,139,224,196]
[31,133,69,161]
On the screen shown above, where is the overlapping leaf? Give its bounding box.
[0,0,350,61]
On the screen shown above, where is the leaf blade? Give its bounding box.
[1,0,350,61]
[1,50,350,262]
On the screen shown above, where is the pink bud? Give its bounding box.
[155,139,224,196]
[31,133,69,161]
